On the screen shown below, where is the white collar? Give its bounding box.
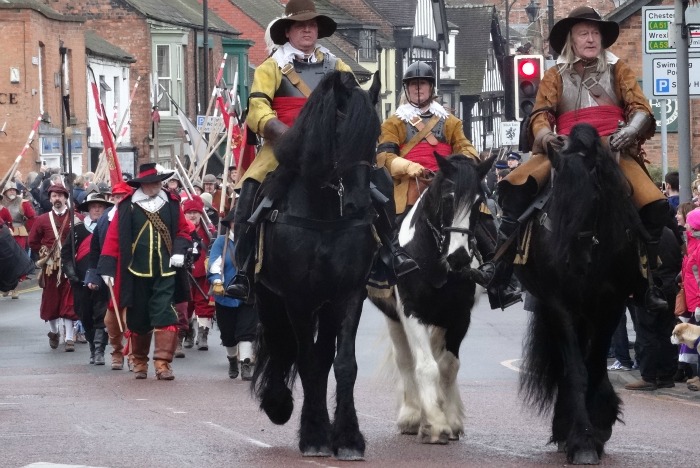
[394,101,449,123]
[271,42,334,69]
[556,50,619,66]
[52,206,68,216]
[132,188,168,204]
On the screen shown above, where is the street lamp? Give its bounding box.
[525,0,539,23]
[504,0,518,52]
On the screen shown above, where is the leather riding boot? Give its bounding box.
[104,309,124,370]
[131,332,153,379]
[228,357,240,379]
[226,179,261,301]
[153,328,178,381]
[470,178,537,310]
[371,172,418,279]
[93,328,107,366]
[639,199,671,313]
[175,329,186,358]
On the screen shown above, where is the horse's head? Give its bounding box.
[409,152,494,276]
[546,123,637,267]
[273,71,381,217]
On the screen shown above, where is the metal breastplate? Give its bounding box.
[404,116,447,144]
[558,63,621,114]
[5,198,24,224]
[275,57,337,98]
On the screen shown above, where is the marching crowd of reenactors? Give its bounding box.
[0,164,256,382]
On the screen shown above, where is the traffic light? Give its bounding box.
[502,55,516,121]
[513,55,543,121]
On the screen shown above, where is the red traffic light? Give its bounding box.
[519,60,537,78]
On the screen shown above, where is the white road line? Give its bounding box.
[501,358,522,372]
[300,461,339,468]
[204,421,272,447]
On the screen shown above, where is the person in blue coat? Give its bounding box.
[208,209,258,380]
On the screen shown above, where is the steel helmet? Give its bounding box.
[402,61,436,84]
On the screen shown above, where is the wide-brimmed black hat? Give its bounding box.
[269,0,337,46]
[549,6,619,55]
[127,163,173,187]
[77,192,113,212]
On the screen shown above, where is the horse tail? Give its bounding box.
[252,308,299,426]
[519,302,563,416]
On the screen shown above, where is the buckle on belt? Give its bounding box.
[280,63,294,75]
[581,76,598,90]
[269,210,279,222]
[409,115,422,127]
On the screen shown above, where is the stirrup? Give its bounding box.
[226,274,251,301]
[393,250,419,277]
[487,283,523,310]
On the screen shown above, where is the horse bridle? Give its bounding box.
[425,189,482,262]
[321,160,373,217]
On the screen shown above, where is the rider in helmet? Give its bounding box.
[375,61,522,307]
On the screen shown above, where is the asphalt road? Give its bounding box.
[1,286,699,467]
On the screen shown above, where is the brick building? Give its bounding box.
[0,3,87,178]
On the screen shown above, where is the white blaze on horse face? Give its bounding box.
[446,197,477,258]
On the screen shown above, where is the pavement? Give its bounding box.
[606,357,700,400]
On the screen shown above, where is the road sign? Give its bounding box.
[500,121,520,146]
[649,57,700,96]
[643,6,700,98]
[650,98,678,132]
[644,7,700,53]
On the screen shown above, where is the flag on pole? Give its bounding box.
[88,67,122,187]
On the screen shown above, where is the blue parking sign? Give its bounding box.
[655,78,670,94]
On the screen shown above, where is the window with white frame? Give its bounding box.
[151,28,186,116]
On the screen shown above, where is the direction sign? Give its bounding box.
[650,57,700,96]
[644,7,700,53]
[650,98,678,132]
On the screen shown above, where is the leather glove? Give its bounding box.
[695,306,700,322]
[609,112,652,151]
[541,132,567,152]
[389,158,424,178]
[212,279,225,296]
[101,275,114,287]
[169,254,185,268]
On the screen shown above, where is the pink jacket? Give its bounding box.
[682,231,700,311]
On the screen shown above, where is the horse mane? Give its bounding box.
[265,71,380,200]
[414,154,479,228]
[546,124,638,262]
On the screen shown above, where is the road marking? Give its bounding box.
[22,464,108,468]
[134,398,148,401]
[301,461,339,468]
[14,286,41,295]
[632,392,700,408]
[204,421,272,447]
[501,358,522,372]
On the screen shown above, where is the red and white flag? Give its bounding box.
[88,68,122,186]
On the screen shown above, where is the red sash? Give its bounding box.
[76,233,93,262]
[556,106,624,137]
[272,97,308,126]
[402,141,453,172]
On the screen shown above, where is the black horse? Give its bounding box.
[251,71,381,460]
[516,123,643,464]
[371,153,495,443]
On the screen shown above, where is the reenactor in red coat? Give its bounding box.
[28,184,80,351]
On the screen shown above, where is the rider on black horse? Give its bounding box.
[471,7,671,312]
[226,0,416,301]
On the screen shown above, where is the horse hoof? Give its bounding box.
[302,446,332,457]
[261,389,294,425]
[335,448,365,461]
[571,449,600,465]
[557,441,567,453]
[449,428,463,441]
[419,427,450,445]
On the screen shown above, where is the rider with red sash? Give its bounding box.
[476,7,671,311]
[227,0,416,301]
[376,61,521,307]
